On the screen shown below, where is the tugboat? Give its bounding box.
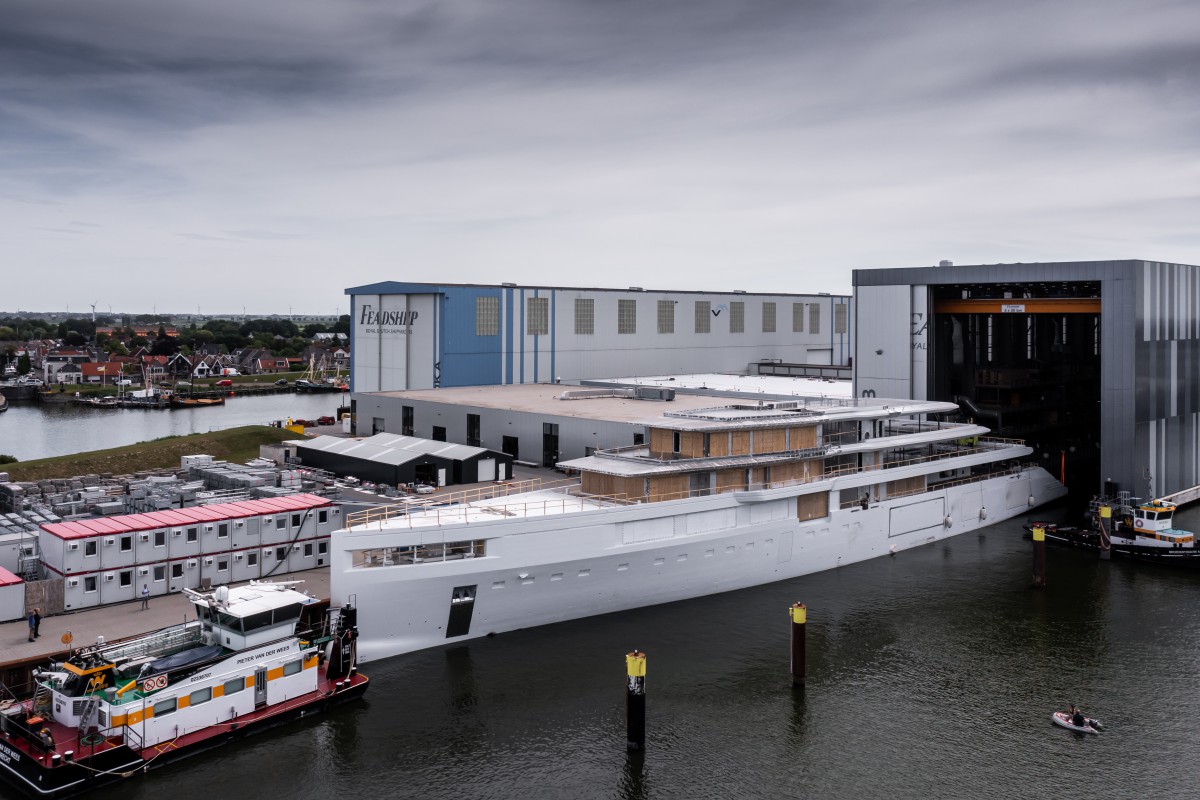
[1026,492,1200,567]
[0,581,367,798]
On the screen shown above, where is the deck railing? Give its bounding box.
[342,438,1030,529]
[345,477,581,528]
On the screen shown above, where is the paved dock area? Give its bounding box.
[1,568,331,666]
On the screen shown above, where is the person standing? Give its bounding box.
[140,584,150,610]
[27,608,36,641]
[32,607,41,638]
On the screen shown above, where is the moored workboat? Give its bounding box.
[72,397,118,409]
[169,395,226,408]
[1026,493,1200,567]
[0,581,367,799]
[333,396,1066,663]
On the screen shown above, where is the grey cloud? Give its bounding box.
[225,230,305,241]
[2,0,1199,310]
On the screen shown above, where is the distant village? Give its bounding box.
[0,313,350,387]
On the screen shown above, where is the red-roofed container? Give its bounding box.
[39,494,338,610]
[0,566,23,621]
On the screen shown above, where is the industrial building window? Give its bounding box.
[730,301,744,333]
[120,536,132,552]
[432,426,446,441]
[85,540,97,556]
[154,530,165,547]
[476,296,500,336]
[695,301,711,333]
[187,528,197,542]
[276,518,286,530]
[402,406,413,436]
[217,559,228,572]
[527,297,549,336]
[793,303,804,332]
[120,571,131,587]
[318,509,328,524]
[809,303,820,334]
[657,300,674,334]
[304,543,314,557]
[291,514,301,528]
[618,299,637,334]
[318,542,328,555]
[247,552,258,566]
[835,303,847,334]
[172,563,183,579]
[218,523,229,538]
[762,302,777,333]
[84,576,97,593]
[276,546,288,562]
[574,298,594,335]
[467,414,481,447]
[153,565,165,582]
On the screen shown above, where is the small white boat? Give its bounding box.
[1052,711,1102,733]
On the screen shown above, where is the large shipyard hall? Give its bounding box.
[854,259,1200,504]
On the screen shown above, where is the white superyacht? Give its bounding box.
[332,397,1065,662]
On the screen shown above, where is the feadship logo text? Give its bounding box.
[359,304,418,334]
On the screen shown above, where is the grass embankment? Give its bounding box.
[3,426,296,482]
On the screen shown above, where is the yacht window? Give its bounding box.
[223,678,245,695]
[155,698,177,716]
[283,660,303,676]
[190,687,212,705]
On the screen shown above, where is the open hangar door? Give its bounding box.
[928,282,1102,502]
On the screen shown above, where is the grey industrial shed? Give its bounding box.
[294,433,513,487]
[854,258,1200,501]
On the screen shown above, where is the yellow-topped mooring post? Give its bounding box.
[790,603,807,686]
[1032,525,1046,588]
[626,650,647,751]
[1098,505,1112,560]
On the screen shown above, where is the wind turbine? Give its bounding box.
[90,301,97,323]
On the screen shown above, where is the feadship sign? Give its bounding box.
[359,304,418,335]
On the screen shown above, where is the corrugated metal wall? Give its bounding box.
[854,259,1200,498]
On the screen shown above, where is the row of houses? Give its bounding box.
[30,344,350,385]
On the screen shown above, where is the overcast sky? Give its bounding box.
[4,0,1199,314]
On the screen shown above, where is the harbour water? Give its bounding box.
[0,393,346,461]
[81,506,1200,800]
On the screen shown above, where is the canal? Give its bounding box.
[0,393,348,461]
[82,506,1200,800]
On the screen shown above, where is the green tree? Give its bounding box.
[17,353,31,375]
[0,326,16,340]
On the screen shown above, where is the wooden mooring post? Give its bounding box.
[1032,525,1046,587]
[625,650,646,751]
[790,603,807,686]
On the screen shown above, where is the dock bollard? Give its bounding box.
[790,603,806,686]
[625,649,646,751]
[1032,525,1046,588]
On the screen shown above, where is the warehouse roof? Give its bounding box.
[296,433,495,466]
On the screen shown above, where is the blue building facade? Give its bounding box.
[346,281,852,393]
